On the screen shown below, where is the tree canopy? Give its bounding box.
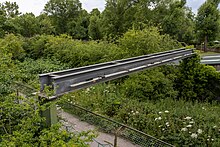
[196,0,220,51]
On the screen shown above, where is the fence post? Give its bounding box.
[41,103,58,127]
[38,94,58,127]
[114,126,124,147]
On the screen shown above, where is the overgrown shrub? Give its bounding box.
[175,54,220,101]
[0,34,25,61]
[16,58,68,84]
[122,69,178,101]
[118,27,181,56]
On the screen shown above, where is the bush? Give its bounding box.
[0,94,94,146]
[122,69,178,101]
[16,58,68,84]
[24,34,122,67]
[175,54,220,101]
[118,27,181,57]
[0,34,25,61]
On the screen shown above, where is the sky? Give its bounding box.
[0,0,207,16]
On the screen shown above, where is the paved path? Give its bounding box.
[60,111,138,147]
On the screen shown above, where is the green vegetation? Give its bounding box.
[62,85,220,146]
[1,0,220,146]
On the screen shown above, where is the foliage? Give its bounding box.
[0,40,14,95]
[0,34,24,60]
[88,11,102,40]
[122,69,178,101]
[196,0,220,50]
[9,13,40,37]
[0,1,20,18]
[118,27,180,56]
[100,0,138,39]
[63,83,220,146]
[175,54,220,101]
[37,13,55,35]
[161,0,195,44]
[44,0,83,36]
[16,58,69,84]
[0,94,94,146]
[23,34,123,67]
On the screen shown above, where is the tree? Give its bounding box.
[90,8,101,16]
[37,13,55,35]
[161,0,195,44]
[101,0,138,40]
[9,13,40,37]
[88,9,102,40]
[67,10,90,40]
[0,1,20,18]
[0,8,6,37]
[196,0,220,51]
[44,0,82,35]
[0,1,20,37]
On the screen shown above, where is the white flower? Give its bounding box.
[189,121,195,124]
[165,110,169,113]
[162,128,165,131]
[155,117,162,121]
[131,111,134,113]
[184,116,192,120]
[159,112,162,114]
[159,125,162,128]
[191,133,198,139]
[166,122,169,126]
[207,139,210,141]
[213,125,217,128]
[181,128,188,131]
[136,111,139,114]
[70,101,73,104]
[67,99,70,101]
[197,129,202,134]
[186,125,192,128]
[211,139,214,141]
[202,107,206,110]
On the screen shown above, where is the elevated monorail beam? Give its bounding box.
[39,48,195,100]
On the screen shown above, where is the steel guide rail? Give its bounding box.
[201,55,220,65]
[39,48,194,100]
[39,48,186,89]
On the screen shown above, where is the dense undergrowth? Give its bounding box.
[1,27,220,146]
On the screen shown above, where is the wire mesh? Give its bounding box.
[10,81,37,97]
[61,102,174,147]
